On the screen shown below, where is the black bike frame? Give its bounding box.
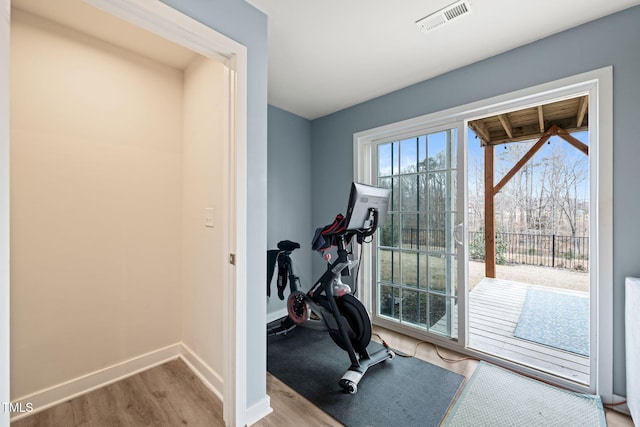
[267,207,393,393]
[306,209,379,367]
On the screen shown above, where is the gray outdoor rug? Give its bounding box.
[267,326,464,427]
[442,361,605,426]
[514,287,589,356]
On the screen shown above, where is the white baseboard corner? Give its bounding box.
[179,343,224,402]
[10,342,183,421]
[609,394,631,416]
[9,343,238,425]
[245,395,272,426]
[266,308,288,324]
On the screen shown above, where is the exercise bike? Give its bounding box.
[267,182,394,394]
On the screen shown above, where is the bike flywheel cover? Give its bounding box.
[287,291,310,325]
[330,294,372,351]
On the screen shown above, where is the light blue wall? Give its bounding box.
[309,5,640,396]
[160,0,268,410]
[267,106,312,316]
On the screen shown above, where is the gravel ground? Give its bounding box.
[468,260,589,292]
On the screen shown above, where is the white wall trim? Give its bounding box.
[245,395,273,426]
[179,343,224,402]
[593,67,614,403]
[83,0,236,65]
[266,307,288,324]
[9,343,183,422]
[226,46,250,427]
[0,0,9,424]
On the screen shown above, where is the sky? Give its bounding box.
[377,130,455,177]
[376,127,590,205]
[467,129,590,200]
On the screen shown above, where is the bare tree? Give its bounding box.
[542,143,589,252]
[473,138,588,237]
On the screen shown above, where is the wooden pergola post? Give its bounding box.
[479,124,587,279]
[484,144,496,278]
[469,96,590,281]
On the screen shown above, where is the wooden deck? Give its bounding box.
[467,278,590,385]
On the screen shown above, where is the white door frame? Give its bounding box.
[354,67,613,399]
[0,1,249,425]
[1,0,10,425]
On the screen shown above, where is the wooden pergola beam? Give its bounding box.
[469,120,491,145]
[498,114,514,139]
[468,96,589,147]
[537,106,545,133]
[492,124,587,196]
[493,127,555,195]
[484,144,496,278]
[556,126,589,156]
[576,95,588,128]
[481,123,588,146]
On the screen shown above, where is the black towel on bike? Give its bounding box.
[311,214,347,252]
[276,259,289,300]
[267,249,292,300]
[266,249,279,298]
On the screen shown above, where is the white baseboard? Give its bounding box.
[609,394,631,416]
[9,343,269,425]
[245,395,272,426]
[10,342,182,421]
[179,342,224,402]
[266,307,287,324]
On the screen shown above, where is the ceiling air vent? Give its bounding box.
[416,0,472,33]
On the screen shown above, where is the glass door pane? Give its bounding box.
[375,128,460,339]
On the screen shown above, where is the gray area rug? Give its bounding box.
[442,361,605,426]
[514,287,589,356]
[267,325,464,427]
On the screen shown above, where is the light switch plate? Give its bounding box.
[205,208,215,228]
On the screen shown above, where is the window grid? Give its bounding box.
[376,130,457,335]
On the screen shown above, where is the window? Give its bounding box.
[375,130,458,337]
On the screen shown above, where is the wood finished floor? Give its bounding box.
[11,359,224,427]
[467,278,590,384]
[11,330,634,427]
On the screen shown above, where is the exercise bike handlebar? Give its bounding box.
[359,207,380,237]
[343,207,380,244]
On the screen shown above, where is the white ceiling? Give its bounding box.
[247,0,640,120]
[12,0,198,70]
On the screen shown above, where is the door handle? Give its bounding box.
[453,222,464,246]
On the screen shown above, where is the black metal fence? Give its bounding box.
[469,231,589,271]
[397,228,589,271]
[401,228,446,252]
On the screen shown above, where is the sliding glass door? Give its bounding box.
[373,125,464,340]
[355,71,610,394]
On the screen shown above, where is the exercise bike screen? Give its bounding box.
[344,182,391,231]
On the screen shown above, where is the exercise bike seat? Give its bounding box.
[277,240,300,252]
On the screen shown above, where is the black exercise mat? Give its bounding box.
[267,326,465,427]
